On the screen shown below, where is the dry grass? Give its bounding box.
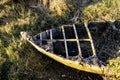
[83,0,120,22]
[0,0,120,80]
[49,0,70,16]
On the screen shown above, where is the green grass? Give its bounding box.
[107,57,120,80]
[83,0,120,22]
[0,0,71,79]
[0,0,120,80]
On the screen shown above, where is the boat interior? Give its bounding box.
[33,23,97,59]
[32,21,120,66]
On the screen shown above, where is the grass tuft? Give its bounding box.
[82,0,120,22]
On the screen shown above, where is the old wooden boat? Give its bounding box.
[21,22,115,75]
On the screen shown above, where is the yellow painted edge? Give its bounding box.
[28,40,112,75]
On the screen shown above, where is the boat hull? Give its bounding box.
[28,39,112,75]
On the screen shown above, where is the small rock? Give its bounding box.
[15,51,19,54]
[49,78,51,80]
[61,74,66,77]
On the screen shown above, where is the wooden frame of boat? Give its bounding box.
[21,23,113,75]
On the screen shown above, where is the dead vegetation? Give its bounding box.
[0,0,120,80]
